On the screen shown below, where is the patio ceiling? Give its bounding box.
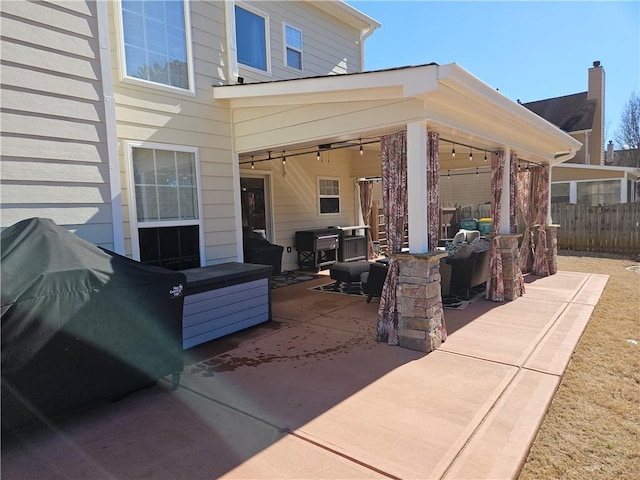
[213,63,581,166]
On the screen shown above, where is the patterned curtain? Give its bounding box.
[427,131,440,251]
[509,152,518,235]
[509,152,525,294]
[375,131,407,345]
[532,164,550,276]
[358,180,376,259]
[486,150,505,302]
[517,168,534,273]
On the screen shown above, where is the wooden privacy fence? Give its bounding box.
[373,202,639,254]
[551,203,640,254]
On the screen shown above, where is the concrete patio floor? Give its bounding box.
[1,270,608,479]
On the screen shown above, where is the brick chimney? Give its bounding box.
[588,61,605,165]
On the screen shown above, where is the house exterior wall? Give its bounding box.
[233,0,363,84]
[567,131,588,164]
[439,170,492,207]
[107,0,240,264]
[552,166,625,182]
[0,1,116,249]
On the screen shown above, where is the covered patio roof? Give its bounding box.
[213,63,581,165]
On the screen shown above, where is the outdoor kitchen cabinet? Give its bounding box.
[180,263,272,349]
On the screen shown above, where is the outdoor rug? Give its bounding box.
[271,271,322,289]
[442,284,486,310]
[309,281,365,296]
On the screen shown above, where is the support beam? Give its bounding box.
[498,147,511,234]
[407,121,429,253]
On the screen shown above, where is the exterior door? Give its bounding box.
[240,174,273,241]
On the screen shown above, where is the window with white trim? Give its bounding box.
[284,23,302,70]
[318,178,340,214]
[120,0,190,90]
[235,4,269,72]
[577,180,620,206]
[131,145,201,270]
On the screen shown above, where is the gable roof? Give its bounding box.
[521,92,596,133]
[213,62,582,165]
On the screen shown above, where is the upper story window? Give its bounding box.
[120,0,191,90]
[318,178,340,214]
[235,4,270,72]
[284,24,302,71]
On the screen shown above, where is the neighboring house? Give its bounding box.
[521,62,639,205]
[1,0,580,273]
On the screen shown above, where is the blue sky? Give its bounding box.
[346,1,640,145]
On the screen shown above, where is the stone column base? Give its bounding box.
[498,234,524,301]
[393,252,447,353]
[545,225,560,275]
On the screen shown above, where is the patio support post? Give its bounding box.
[498,148,512,234]
[407,121,429,253]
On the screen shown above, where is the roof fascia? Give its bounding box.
[554,163,639,173]
[436,63,582,162]
[213,65,439,107]
[313,1,381,32]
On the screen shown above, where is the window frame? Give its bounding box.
[125,141,204,265]
[317,177,341,215]
[116,0,195,95]
[283,22,303,71]
[234,2,271,75]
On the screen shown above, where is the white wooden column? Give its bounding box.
[407,121,429,253]
[498,147,511,234]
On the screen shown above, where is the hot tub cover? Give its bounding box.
[1,218,186,432]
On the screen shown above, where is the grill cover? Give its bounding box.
[1,218,186,432]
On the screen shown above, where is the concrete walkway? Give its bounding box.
[1,270,608,479]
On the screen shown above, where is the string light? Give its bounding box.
[282,151,286,165]
[447,169,450,179]
[451,143,456,158]
[476,167,479,176]
[484,151,488,162]
[316,150,320,161]
[469,147,473,161]
[251,156,254,169]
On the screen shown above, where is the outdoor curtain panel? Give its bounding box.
[517,167,534,273]
[532,163,551,276]
[509,152,519,235]
[375,131,407,345]
[358,180,376,259]
[427,131,440,251]
[486,150,505,302]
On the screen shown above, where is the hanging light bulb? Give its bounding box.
[469,147,473,161]
[251,156,254,169]
[316,150,321,161]
[484,151,488,162]
[447,169,450,179]
[359,145,364,156]
[476,167,479,176]
[282,151,286,165]
[451,143,456,158]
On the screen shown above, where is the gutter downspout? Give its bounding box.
[224,0,239,84]
[359,24,378,72]
[97,0,125,254]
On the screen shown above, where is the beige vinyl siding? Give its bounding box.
[0,1,115,248]
[240,149,357,271]
[108,0,237,265]
[440,171,492,207]
[235,0,362,83]
[552,166,625,182]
